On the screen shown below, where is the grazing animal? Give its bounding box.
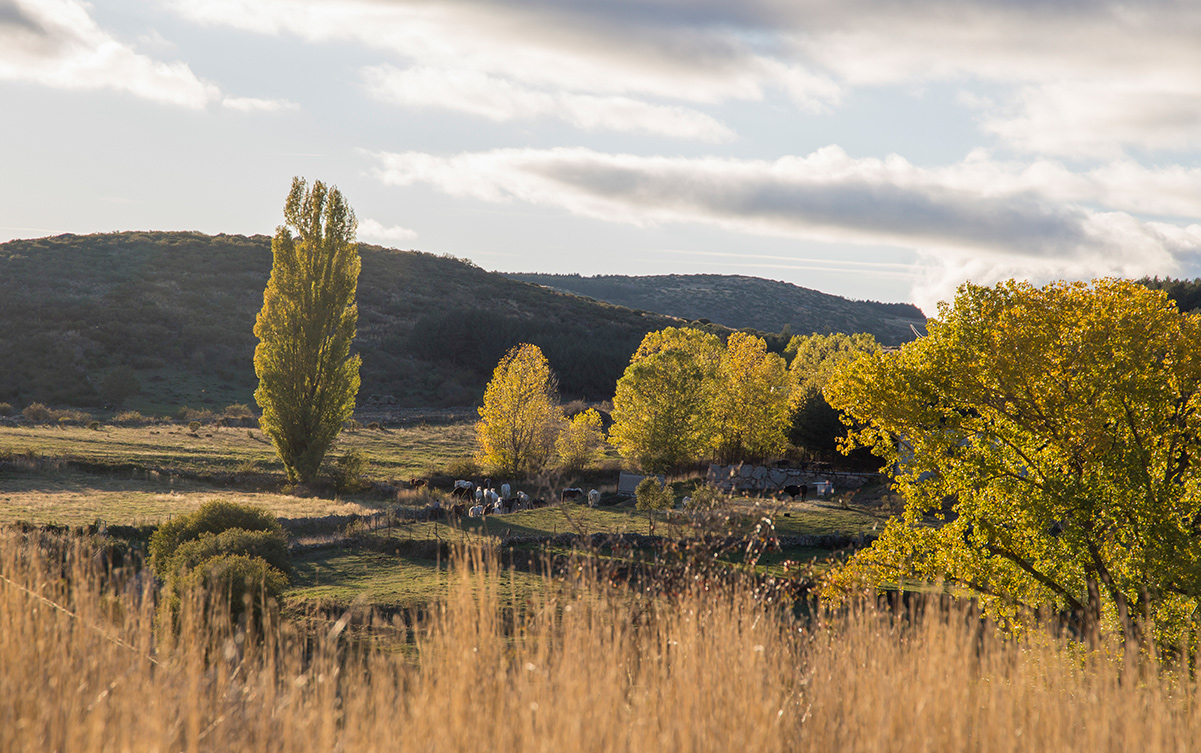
[588,489,601,507]
[451,482,474,500]
[562,488,584,502]
[449,503,466,520]
[782,484,808,501]
[501,483,511,499]
[531,497,548,509]
[469,504,484,518]
[475,487,484,502]
[409,477,428,490]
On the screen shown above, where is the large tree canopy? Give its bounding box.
[476,343,564,476]
[709,332,790,465]
[825,279,1201,648]
[786,332,880,461]
[608,327,722,473]
[254,177,361,484]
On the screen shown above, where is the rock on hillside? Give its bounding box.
[506,273,926,346]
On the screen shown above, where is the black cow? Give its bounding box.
[783,484,808,501]
[561,488,584,502]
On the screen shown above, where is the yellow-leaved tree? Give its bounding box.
[253,177,361,484]
[556,408,606,472]
[476,343,564,476]
[786,332,880,460]
[608,327,722,473]
[825,279,1201,651]
[708,332,790,464]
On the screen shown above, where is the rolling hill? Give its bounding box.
[505,273,927,346]
[0,232,922,414]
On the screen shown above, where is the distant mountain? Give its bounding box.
[0,232,687,412]
[505,273,926,346]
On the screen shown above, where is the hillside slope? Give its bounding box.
[506,273,926,345]
[0,232,683,412]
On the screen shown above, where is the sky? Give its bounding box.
[4,0,1201,313]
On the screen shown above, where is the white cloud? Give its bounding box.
[357,218,416,243]
[167,0,1201,155]
[368,145,1201,308]
[221,95,298,112]
[981,81,1201,158]
[0,0,217,107]
[362,65,733,142]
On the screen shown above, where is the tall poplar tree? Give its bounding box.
[254,177,361,484]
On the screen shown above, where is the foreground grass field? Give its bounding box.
[5,531,1200,753]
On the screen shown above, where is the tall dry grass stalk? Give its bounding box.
[3,530,1201,752]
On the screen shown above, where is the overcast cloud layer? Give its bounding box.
[3,0,1201,311]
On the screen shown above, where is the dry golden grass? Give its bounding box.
[0,466,374,526]
[4,531,1201,752]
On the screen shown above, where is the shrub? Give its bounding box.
[0,402,12,416]
[366,421,381,430]
[635,476,672,512]
[329,449,369,493]
[176,554,289,625]
[23,403,53,423]
[87,421,100,431]
[177,406,216,422]
[148,500,285,576]
[222,403,255,419]
[168,528,291,585]
[114,410,152,425]
[188,421,201,433]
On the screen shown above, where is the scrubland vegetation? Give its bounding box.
[6,529,1201,752]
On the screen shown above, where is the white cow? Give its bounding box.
[500,483,511,499]
[468,504,484,518]
[588,489,601,507]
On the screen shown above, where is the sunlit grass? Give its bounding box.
[7,530,1201,752]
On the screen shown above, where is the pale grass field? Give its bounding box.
[0,421,477,481]
[5,532,1201,752]
[0,468,374,526]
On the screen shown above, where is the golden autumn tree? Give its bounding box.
[253,177,361,484]
[825,279,1201,650]
[708,332,791,464]
[786,332,880,459]
[608,327,722,473]
[556,408,606,472]
[476,343,564,476]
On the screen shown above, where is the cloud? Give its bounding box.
[168,0,1201,155]
[362,65,734,141]
[167,0,841,109]
[981,82,1201,158]
[368,145,1201,308]
[221,95,298,112]
[0,0,218,107]
[357,218,417,243]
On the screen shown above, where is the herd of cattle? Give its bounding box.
[428,479,604,520]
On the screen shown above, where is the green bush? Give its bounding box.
[168,528,291,586]
[148,500,285,576]
[177,554,289,624]
[329,449,369,493]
